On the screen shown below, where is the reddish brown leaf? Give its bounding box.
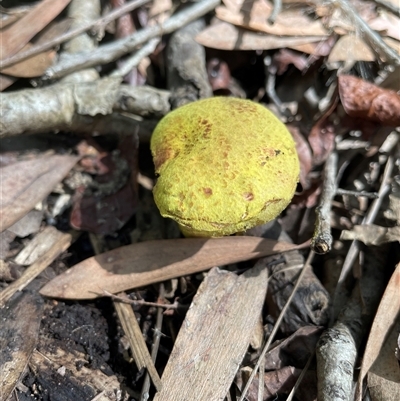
[0,154,80,232]
[339,75,400,126]
[0,0,71,61]
[39,237,310,300]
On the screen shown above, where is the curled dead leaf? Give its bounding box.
[339,75,400,126]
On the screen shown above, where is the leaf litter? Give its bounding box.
[0,0,400,400]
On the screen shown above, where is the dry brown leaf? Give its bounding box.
[1,43,56,77]
[369,9,400,41]
[0,73,17,91]
[328,34,375,62]
[216,0,328,37]
[0,154,80,232]
[0,4,32,29]
[0,0,71,61]
[39,237,309,300]
[356,262,400,400]
[264,326,324,370]
[154,264,268,401]
[339,75,400,126]
[340,224,400,245]
[239,366,317,401]
[196,21,326,51]
[1,19,72,78]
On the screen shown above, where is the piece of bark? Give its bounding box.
[316,244,389,401]
[0,291,44,401]
[39,236,309,300]
[14,226,64,266]
[166,18,212,108]
[154,263,269,400]
[114,301,162,391]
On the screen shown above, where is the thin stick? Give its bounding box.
[331,155,394,321]
[267,0,282,25]
[140,284,166,400]
[110,37,160,78]
[103,290,179,310]
[373,0,400,17]
[335,189,379,199]
[286,350,315,401]
[238,251,315,401]
[311,151,338,254]
[0,0,151,70]
[334,0,400,65]
[44,0,220,79]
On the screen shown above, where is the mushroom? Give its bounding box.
[150,97,299,237]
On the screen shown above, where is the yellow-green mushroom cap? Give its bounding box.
[150,97,299,237]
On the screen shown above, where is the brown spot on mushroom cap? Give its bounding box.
[203,187,213,197]
[243,192,254,201]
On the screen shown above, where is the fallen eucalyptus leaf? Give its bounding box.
[0,154,80,232]
[40,236,309,300]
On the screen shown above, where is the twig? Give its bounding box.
[0,0,151,70]
[267,0,282,25]
[335,189,379,199]
[140,284,166,400]
[238,251,315,401]
[332,154,395,320]
[110,37,160,78]
[44,0,220,79]
[373,0,400,17]
[114,300,163,391]
[103,290,179,310]
[334,0,400,65]
[311,151,338,254]
[316,243,388,401]
[286,350,315,401]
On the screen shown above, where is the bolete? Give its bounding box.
[150,97,299,237]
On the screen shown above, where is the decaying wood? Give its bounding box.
[154,263,269,401]
[0,231,71,307]
[14,226,65,266]
[166,18,212,109]
[316,244,389,401]
[39,236,309,300]
[30,341,126,401]
[114,300,162,392]
[0,291,44,401]
[0,79,170,137]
